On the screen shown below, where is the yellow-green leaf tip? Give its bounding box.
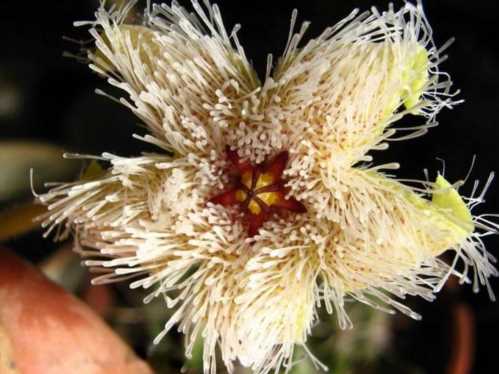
[401,45,429,111]
[432,174,474,235]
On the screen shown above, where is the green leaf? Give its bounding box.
[0,141,79,201]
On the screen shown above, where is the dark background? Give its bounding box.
[1,1,498,373]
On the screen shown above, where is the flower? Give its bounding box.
[209,148,306,236]
[38,1,498,373]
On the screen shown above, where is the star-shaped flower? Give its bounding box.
[39,1,498,373]
[210,148,306,236]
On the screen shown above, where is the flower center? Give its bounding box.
[210,148,306,236]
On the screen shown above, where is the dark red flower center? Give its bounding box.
[209,148,306,236]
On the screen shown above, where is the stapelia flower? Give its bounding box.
[38,1,498,373]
